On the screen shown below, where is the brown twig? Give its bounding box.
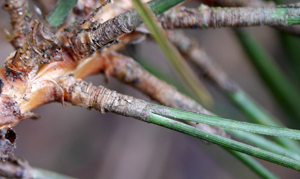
[56,75,152,121]
[57,75,227,137]
[3,0,32,49]
[73,52,227,136]
[70,10,142,55]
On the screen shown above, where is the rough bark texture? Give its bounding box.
[3,0,32,49]
[57,76,152,121]
[0,0,232,168]
[160,5,298,29]
[73,52,227,137]
[5,20,62,80]
[70,10,143,55]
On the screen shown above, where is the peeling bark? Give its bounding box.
[5,20,62,80]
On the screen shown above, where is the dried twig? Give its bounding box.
[69,0,184,55]
[3,0,32,49]
[69,10,143,55]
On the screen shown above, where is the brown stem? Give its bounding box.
[56,75,152,121]
[73,52,227,137]
[3,0,32,49]
[70,10,142,55]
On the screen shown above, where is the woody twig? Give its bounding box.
[160,5,300,29]
[3,0,32,49]
[73,52,226,136]
[199,0,300,38]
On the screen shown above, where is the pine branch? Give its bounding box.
[2,0,300,176]
[167,30,300,153]
[235,29,300,124]
[70,0,185,55]
[133,0,213,105]
[160,4,300,29]
[54,75,300,172]
[225,149,279,179]
[148,114,300,172]
[74,52,227,136]
[73,49,300,164]
[229,130,300,160]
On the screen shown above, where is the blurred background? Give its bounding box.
[1,0,300,178]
